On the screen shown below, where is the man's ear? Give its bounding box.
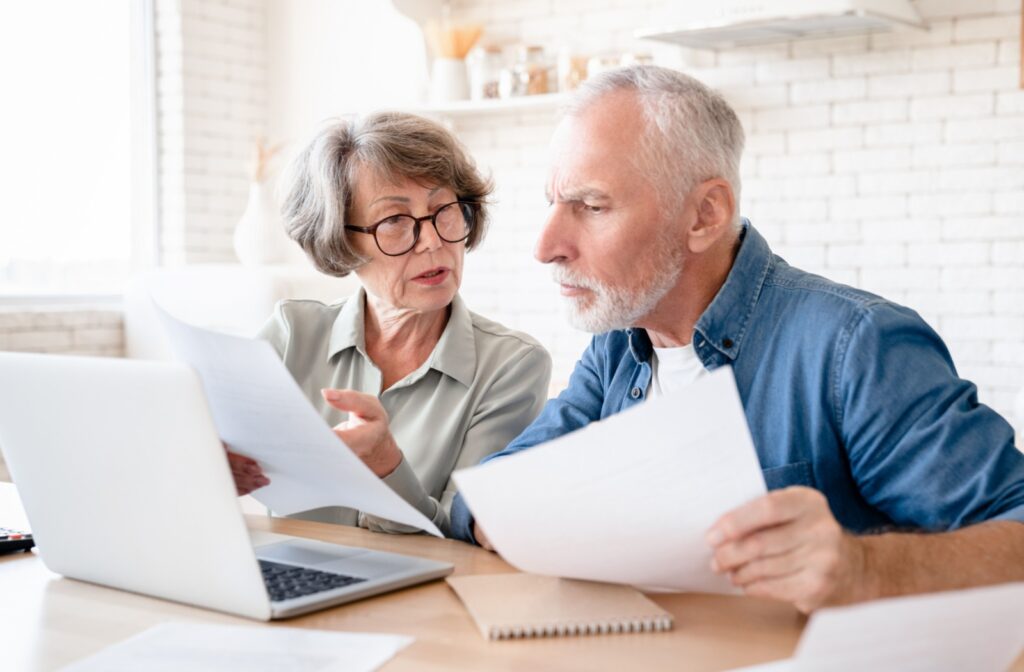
[686,179,736,254]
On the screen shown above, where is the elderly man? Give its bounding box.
[449,65,1024,613]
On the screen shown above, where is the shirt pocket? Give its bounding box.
[761,461,816,491]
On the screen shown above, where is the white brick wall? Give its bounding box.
[156,0,267,265]
[446,0,1024,421]
[0,308,123,357]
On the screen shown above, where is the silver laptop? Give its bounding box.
[0,352,452,620]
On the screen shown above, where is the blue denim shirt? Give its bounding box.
[450,221,1024,543]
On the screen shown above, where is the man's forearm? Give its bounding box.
[856,520,1024,601]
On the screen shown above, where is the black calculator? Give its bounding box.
[0,527,34,554]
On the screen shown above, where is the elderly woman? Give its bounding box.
[227,112,551,536]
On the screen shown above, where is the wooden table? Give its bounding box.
[2,484,1021,671]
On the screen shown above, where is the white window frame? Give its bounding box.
[0,0,159,307]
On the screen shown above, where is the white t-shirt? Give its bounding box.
[648,343,707,399]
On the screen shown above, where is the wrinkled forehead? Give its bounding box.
[546,100,648,198]
[351,164,456,208]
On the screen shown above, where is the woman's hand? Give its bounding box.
[321,388,404,478]
[225,445,270,496]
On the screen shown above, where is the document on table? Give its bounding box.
[453,366,766,593]
[727,582,1024,672]
[62,622,413,672]
[156,304,442,537]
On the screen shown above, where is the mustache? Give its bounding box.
[552,266,600,291]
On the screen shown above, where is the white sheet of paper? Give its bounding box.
[453,366,766,593]
[156,304,442,537]
[795,582,1024,672]
[727,583,1024,672]
[62,622,413,672]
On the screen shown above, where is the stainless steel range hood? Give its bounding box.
[638,0,927,49]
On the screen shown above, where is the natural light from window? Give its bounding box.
[0,1,132,296]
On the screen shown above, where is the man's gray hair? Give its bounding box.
[565,65,745,227]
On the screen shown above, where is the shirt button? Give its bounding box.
[722,338,734,349]
[630,386,642,399]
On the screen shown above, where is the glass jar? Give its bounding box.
[557,47,589,92]
[515,45,549,96]
[498,67,520,98]
[466,45,503,101]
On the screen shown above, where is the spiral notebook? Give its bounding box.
[447,573,674,641]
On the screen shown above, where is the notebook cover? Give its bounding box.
[447,573,674,640]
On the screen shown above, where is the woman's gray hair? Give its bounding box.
[281,112,493,277]
[566,65,745,227]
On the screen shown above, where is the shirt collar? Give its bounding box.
[623,219,772,365]
[427,293,477,387]
[693,219,773,361]
[327,286,477,388]
[328,286,368,360]
[625,327,653,364]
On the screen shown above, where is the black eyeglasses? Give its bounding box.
[345,201,479,257]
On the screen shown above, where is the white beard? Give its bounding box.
[553,236,683,334]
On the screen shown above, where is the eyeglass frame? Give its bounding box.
[344,200,480,257]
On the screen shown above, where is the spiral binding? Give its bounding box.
[489,616,673,640]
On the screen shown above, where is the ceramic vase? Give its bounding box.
[233,181,290,266]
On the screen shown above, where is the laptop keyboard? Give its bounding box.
[259,559,366,602]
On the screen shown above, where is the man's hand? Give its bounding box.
[225,447,270,496]
[322,388,403,478]
[473,521,495,551]
[706,486,871,613]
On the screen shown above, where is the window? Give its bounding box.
[0,1,153,298]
